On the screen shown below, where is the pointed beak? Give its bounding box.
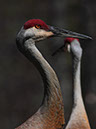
[49,25,92,40]
[52,42,70,56]
[52,44,65,56]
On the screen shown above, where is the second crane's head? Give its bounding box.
[64,38,82,59]
[16,19,92,52]
[53,38,82,60]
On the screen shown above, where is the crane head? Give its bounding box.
[23,19,54,41]
[52,37,82,59]
[64,38,80,52]
[16,19,92,53]
[64,38,82,59]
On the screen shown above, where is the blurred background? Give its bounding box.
[0,0,96,128]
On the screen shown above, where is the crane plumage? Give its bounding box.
[54,37,91,129]
[16,19,92,129]
[65,38,91,129]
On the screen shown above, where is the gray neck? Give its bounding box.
[72,55,82,106]
[65,41,91,129]
[23,39,63,110]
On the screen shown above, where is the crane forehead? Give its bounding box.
[64,38,79,43]
[24,19,49,30]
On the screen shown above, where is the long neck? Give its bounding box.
[72,53,83,106]
[66,54,91,129]
[23,39,64,127]
[65,42,91,129]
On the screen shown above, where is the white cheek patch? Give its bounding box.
[33,28,54,38]
[24,27,54,39]
[68,44,71,52]
[24,27,35,37]
[37,30,54,37]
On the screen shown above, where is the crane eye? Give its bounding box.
[35,24,41,29]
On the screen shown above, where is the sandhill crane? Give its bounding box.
[16,19,92,129]
[54,37,91,129]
